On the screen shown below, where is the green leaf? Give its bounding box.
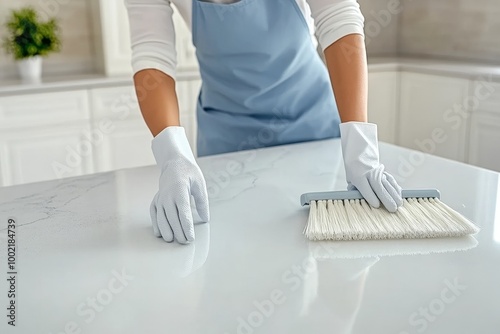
[1,6,61,59]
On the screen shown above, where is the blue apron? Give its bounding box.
[192,0,340,156]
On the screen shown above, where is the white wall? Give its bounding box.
[358,0,400,56]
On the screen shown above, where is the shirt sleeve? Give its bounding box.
[124,0,177,79]
[306,0,365,51]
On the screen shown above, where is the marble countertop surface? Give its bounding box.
[2,57,500,96]
[1,139,499,333]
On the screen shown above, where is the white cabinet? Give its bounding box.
[89,85,152,172]
[177,79,202,152]
[92,120,155,172]
[0,90,92,186]
[398,72,470,162]
[0,154,5,187]
[468,81,500,172]
[89,85,141,121]
[88,79,201,172]
[368,72,399,144]
[0,90,89,128]
[468,112,500,172]
[0,124,94,186]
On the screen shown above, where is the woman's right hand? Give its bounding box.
[151,127,210,244]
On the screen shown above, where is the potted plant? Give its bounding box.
[2,7,61,82]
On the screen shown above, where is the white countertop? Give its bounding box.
[0,70,201,96]
[1,57,500,96]
[1,139,499,333]
[368,56,500,79]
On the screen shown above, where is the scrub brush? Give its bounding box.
[300,189,479,241]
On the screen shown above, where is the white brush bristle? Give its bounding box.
[304,197,480,241]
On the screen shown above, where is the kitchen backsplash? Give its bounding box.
[399,0,500,63]
[0,0,96,80]
[0,0,499,80]
[358,0,399,55]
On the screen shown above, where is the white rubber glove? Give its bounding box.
[340,122,403,212]
[151,126,210,244]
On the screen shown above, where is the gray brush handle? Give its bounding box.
[300,189,441,206]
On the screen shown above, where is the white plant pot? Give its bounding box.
[17,56,42,83]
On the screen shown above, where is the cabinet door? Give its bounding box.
[468,112,500,172]
[468,80,500,171]
[399,72,470,162]
[89,85,141,121]
[90,85,155,172]
[0,90,89,128]
[92,119,155,172]
[368,72,398,144]
[90,85,152,172]
[0,124,94,186]
[90,80,200,172]
[177,79,201,153]
[0,146,7,187]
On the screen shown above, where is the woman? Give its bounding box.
[125,0,403,244]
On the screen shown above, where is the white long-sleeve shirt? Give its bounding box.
[125,0,364,79]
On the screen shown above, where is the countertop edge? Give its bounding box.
[1,58,500,96]
[0,70,201,96]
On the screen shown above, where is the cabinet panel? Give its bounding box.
[92,120,155,172]
[1,124,94,186]
[177,79,201,153]
[368,72,399,144]
[474,80,500,113]
[399,72,470,162]
[0,90,89,128]
[0,144,7,187]
[89,85,140,121]
[90,79,200,171]
[468,111,500,172]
